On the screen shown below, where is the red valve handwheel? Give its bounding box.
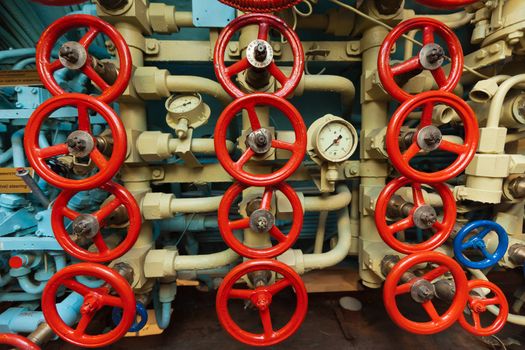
[37,14,132,103]
[375,176,456,254]
[42,263,135,348]
[378,18,463,102]
[214,13,304,99]
[383,251,468,334]
[31,0,87,5]
[51,182,141,263]
[214,93,306,186]
[416,0,479,9]
[24,94,127,191]
[386,91,479,183]
[219,0,303,12]
[218,182,303,259]
[459,280,508,336]
[0,334,40,350]
[216,259,308,347]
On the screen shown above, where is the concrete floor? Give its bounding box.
[47,274,525,350]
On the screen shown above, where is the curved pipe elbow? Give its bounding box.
[299,75,356,116]
[166,75,232,106]
[16,275,46,294]
[303,184,352,212]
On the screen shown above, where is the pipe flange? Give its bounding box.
[419,43,445,71]
[245,128,273,154]
[416,125,442,152]
[246,39,274,69]
[412,205,437,229]
[249,209,275,233]
[410,278,436,303]
[59,41,88,70]
[72,214,100,239]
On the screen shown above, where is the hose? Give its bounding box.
[219,0,303,12]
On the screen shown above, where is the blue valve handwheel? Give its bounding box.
[453,220,509,269]
[112,302,148,332]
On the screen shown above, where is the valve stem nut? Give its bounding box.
[246,128,273,154]
[249,209,275,233]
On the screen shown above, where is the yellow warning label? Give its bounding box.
[0,70,42,87]
[0,168,33,193]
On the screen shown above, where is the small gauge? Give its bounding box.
[165,93,211,137]
[311,115,358,163]
[166,94,202,116]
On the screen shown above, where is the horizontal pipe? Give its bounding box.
[170,195,223,214]
[166,75,232,106]
[172,248,239,271]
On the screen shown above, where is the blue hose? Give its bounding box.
[11,129,25,168]
[0,48,36,63]
[0,148,13,165]
[13,57,36,70]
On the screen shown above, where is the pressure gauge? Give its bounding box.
[166,94,203,117]
[165,93,211,138]
[308,115,358,164]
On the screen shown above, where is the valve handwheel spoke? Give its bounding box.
[42,263,136,348]
[383,252,468,334]
[0,334,40,350]
[375,176,456,254]
[24,94,127,190]
[51,181,141,263]
[386,91,479,183]
[218,182,303,259]
[36,14,132,103]
[378,18,463,102]
[453,220,509,269]
[215,93,306,186]
[458,280,508,336]
[214,13,304,99]
[216,260,308,347]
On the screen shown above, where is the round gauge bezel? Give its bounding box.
[314,117,358,163]
[165,93,203,116]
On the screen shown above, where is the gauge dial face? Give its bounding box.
[316,120,356,162]
[168,94,201,115]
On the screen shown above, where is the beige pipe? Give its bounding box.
[170,195,223,214]
[303,184,351,212]
[397,187,445,207]
[175,12,194,28]
[169,138,236,155]
[302,206,352,271]
[164,185,350,216]
[487,74,525,128]
[300,75,356,115]
[313,211,329,254]
[469,75,510,103]
[173,248,239,271]
[415,12,474,29]
[166,75,232,105]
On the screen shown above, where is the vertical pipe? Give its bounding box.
[114,21,154,291]
[359,26,390,288]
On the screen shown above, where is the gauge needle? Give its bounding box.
[324,135,343,152]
